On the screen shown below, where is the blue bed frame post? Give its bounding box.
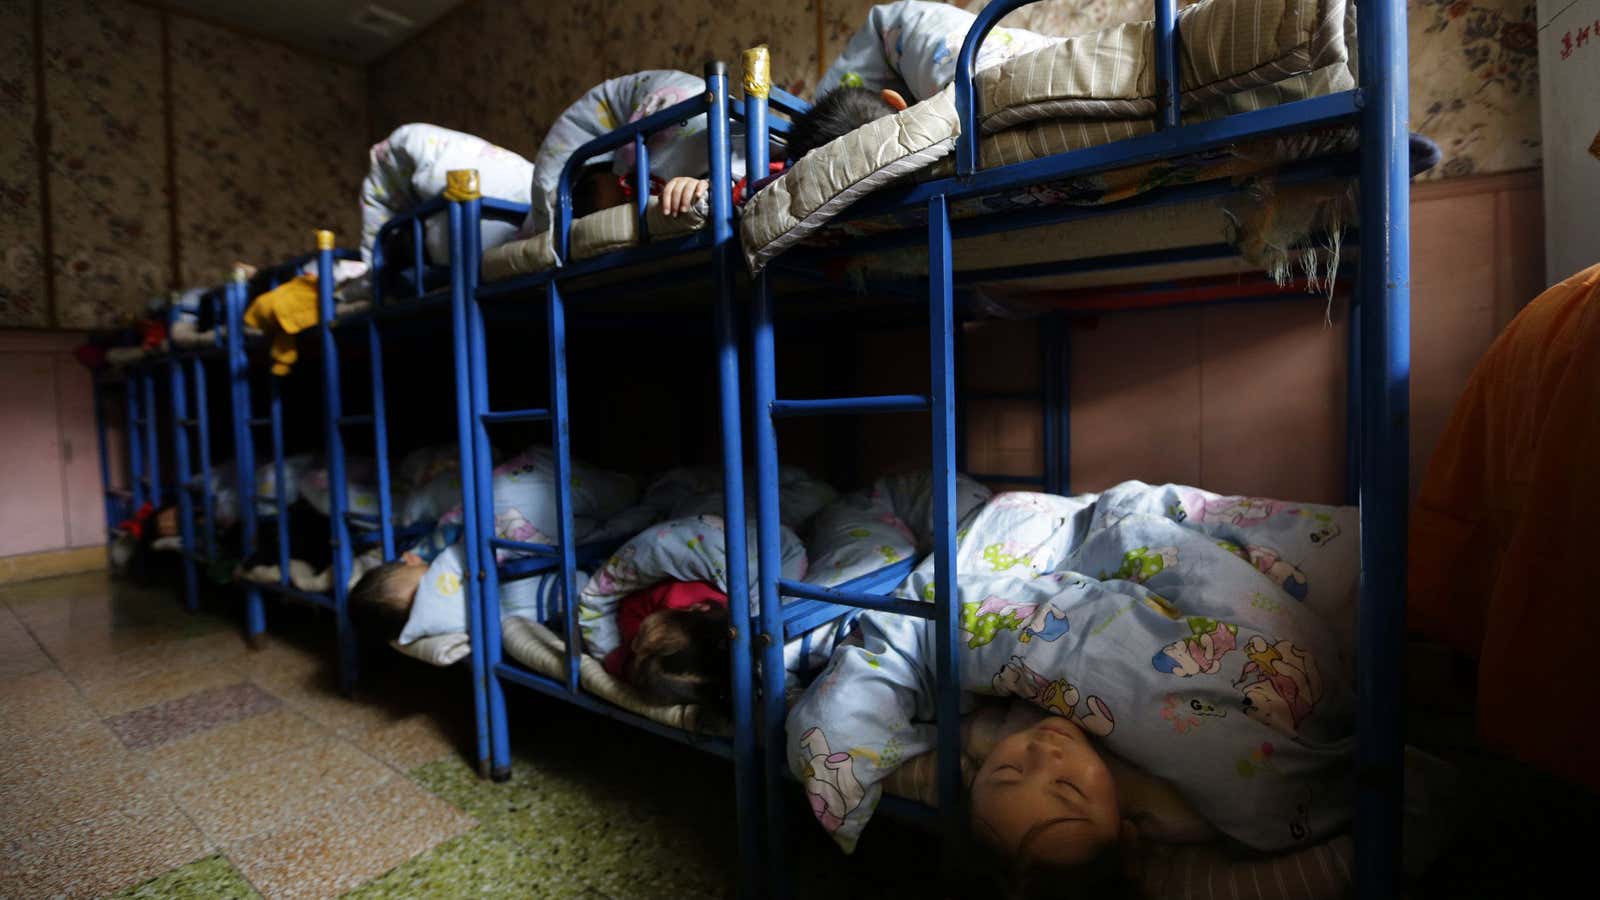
[927,194,965,866]
[226,269,267,645]
[126,374,145,511]
[367,311,396,562]
[193,344,217,561]
[545,211,582,708]
[1040,319,1059,494]
[315,230,359,695]
[459,172,516,780]
[1046,312,1071,495]
[143,364,162,511]
[167,301,200,612]
[1355,0,1411,894]
[93,378,117,552]
[442,173,497,779]
[744,44,791,895]
[269,376,292,591]
[707,57,759,900]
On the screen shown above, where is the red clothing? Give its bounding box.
[602,580,728,679]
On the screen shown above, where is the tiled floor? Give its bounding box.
[1,571,942,899]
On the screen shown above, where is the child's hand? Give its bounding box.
[661,177,708,217]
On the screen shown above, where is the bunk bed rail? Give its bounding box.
[371,191,529,307]
[552,91,715,260]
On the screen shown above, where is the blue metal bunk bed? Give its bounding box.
[742,0,1415,896]
[221,241,370,691]
[94,350,164,558]
[164,287,233,612]
[442,61,773,896]
[346,182,531,771]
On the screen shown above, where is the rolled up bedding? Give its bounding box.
[362,123,535,267]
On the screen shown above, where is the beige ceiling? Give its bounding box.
[159,0,467,63]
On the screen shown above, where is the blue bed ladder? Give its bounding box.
[308,230,371,695]
[94,363,154,556]
[167,289,227,611]
[225,266,279,650]
[457,61,763,899]
[741,48,964,894]
[224,245,366,695]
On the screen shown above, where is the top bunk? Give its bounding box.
[341,65,754,319]
[470,62,742,305]
[739,0,1435,309]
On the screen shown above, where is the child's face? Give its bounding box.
[970,716,1121,867]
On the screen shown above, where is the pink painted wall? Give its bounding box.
[870,172,1546,506]
[0,331,108,557]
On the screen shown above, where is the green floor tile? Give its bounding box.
[342,827,590,899]
[106,855,259,900]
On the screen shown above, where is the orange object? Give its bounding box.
[1408,262,1600,793]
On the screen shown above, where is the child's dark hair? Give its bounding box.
[626,605,733,711]
[572,162,617,218]
[348,559,418,639]
[964,818,1138,900]
[786,86,897,162]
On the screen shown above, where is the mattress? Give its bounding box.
[824,153,1353,296]
[739,0,1356,273]
[388,613,727,740]
[481,195,710,282]
[501,616,724,735]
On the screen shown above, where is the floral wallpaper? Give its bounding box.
[1410,0,1540,178]
[0,0,48,327]
[43,0,170,330]
[968,0,1542,179]
[170,16,366,288]
[371,0,825,158]
[0,0,368,330]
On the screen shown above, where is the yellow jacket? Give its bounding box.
[243,276,322,376]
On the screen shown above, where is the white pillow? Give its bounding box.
[399,543,590,644]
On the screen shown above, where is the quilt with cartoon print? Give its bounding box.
[398,446,639,646]
[788,482,1359,854]
[815,0,1058,103]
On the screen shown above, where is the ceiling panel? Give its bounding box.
[157,0,467,63]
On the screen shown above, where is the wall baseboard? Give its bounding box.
[0,545,106,586]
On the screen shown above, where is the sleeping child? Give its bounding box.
[788,482,1360,890]
[784,0,1063,161]
[346,445,635,643]
[346,453,742,709]
[523,70,743,235]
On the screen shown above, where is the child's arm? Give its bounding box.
[661,176,708,217]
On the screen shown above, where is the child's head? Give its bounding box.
[572,162,627,219]
[626,602,732,711]
[347,552,429,635]
[786,86,907,162]
[967,716,1134,898]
